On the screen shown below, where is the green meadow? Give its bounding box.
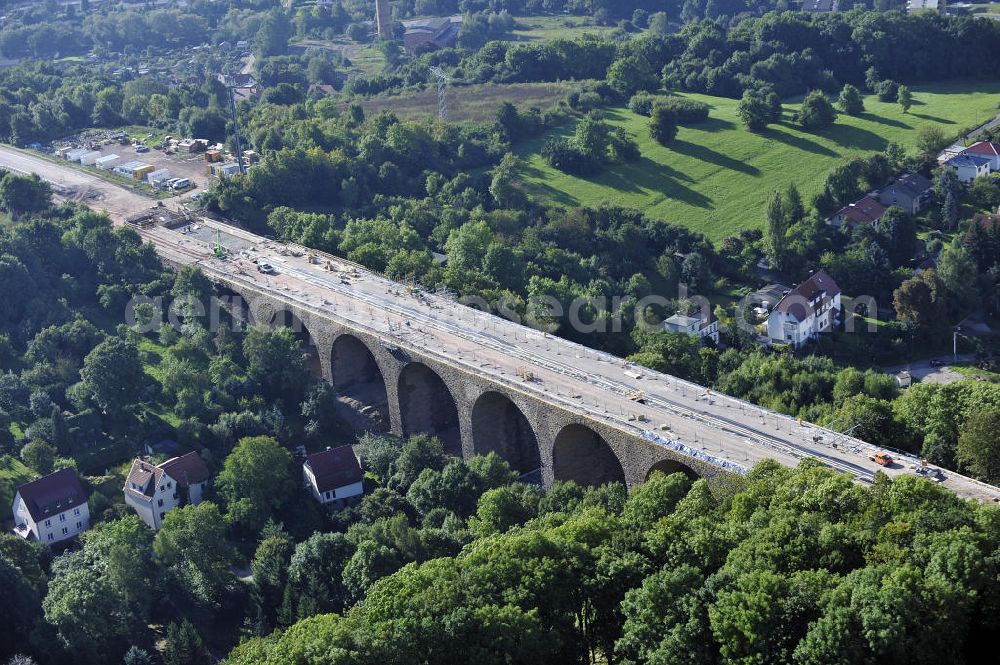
[516,81,1000,242]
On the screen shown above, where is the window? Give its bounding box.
[157,499,164,507]
[167,482,172,488]
[76,521,82,529]
[74,508,80,516]
[44,519,50,527]
[59,513,66,522]
[159,512,165,520]
[325,491,332,500]
[47,534,53,541]
[61,527,68,535]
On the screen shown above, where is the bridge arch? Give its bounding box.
[397,362,461,456]
[269,309,321,379]
[470,391,540,474]
[331,333,390,433]
[646,458,698,481]
[552,424,625,487]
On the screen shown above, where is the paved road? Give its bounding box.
[4,144,1000,503]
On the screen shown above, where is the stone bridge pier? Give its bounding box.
[225,282,723,489]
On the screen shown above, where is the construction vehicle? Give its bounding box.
[627,390,646,404]
[212,230,227,259]
[870,452,893,467]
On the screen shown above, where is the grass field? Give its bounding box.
[515,81,1000,241]
[357,80,585,123]
[511,15,619,41]
[970,1,1000,15]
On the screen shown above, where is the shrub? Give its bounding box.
[649,105,679,145]
[838,83,864,116]
[656,97,710,124]
[797,90,836,130]
[628,91,656,116]
[876,79,899,102]
[541,138,598,175]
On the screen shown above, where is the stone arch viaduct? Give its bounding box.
[221,279,716,489]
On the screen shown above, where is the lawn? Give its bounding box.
[510,15,620,41]
[515,81,1000,242]
[356,80,586,123]
[970,1,1000,15]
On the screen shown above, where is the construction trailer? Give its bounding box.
[115,160,155,181]
[146,168,171,186]
[94,154,120,169]
[65,148,90,162]
[209,161,241,178]
[79,151,102,166]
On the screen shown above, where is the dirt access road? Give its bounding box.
[0,145,163,220]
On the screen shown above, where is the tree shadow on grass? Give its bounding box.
[595,157,714,209]
[688,116,736,132]
[763,125,839,157]
[859,112,911,129]
[909,112,956,124]
[671,139,761,176]
[519,163,582,208]
[826,123,892,151]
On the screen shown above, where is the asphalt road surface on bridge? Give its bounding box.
[4,144,999,503]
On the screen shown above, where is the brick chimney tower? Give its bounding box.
[375,0,393,41]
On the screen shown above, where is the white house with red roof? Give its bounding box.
[123,452,210,530]
[12,468,90,545]
[766,270,842,347]
[303,445,364,509]
[962,141,1000,171]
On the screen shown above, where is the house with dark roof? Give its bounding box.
[12,468,90,544]
[303,445,364,509]
[123,452,210,530]
[962,141,1000,170]
[826,195,887,228]
[946,153,992,184]
[766,270,842,347]
[878,172,934,214]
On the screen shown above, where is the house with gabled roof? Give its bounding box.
[962,141,1000,170]
[123,452,210,530]
[12,468,90,545]
[826,195,887,229]
[766,269,842,347]
[878,172,934,214]
[946,153,992,184]
[303,445,364,509]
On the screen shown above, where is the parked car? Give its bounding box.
[914,466,944,482]
[134,144,149,153]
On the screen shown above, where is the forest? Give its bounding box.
[1,0,1000,662]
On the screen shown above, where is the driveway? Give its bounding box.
[884,354,977,384]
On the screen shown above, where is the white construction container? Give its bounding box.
[79,151,101,166]
[146,168,171,185]
[95,154,120,169]
[65,148,89,162]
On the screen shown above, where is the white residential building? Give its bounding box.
[303,445,364,509]
[962,141,1000,170]
[663,312,720,344]
[766,270,842,347]
[123,452,210,530]
[12,468,90,545]
[946,153,992,184]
